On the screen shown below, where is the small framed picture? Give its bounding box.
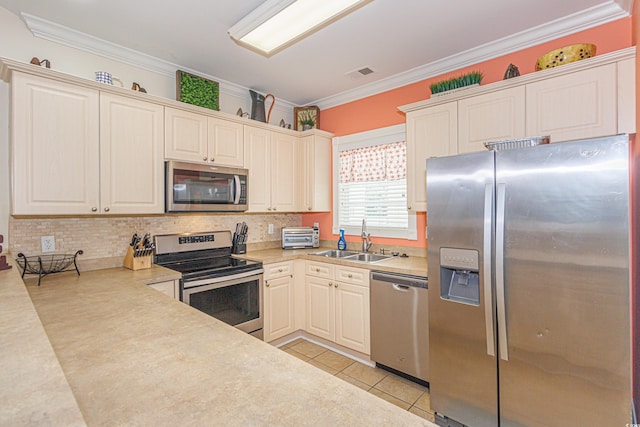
[176,70,219,111]
[293,106,320,131]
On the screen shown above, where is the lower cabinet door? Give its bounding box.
[264,275,295,342]
[305,276,335,341]
[334,281,370,354]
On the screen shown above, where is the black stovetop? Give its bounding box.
[155,248,262,281]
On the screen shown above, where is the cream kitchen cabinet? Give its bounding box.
[165,107,244,167]
[264,261,296,342]
[525,64,617,142]
[244,125,298,212]
[305,261,370,354]
[100,93,165,214]
[401,48,635,212]
[298,133,331,212]
[11,73,163,215]
[458,86,525,153]
[11,73,100,215]
[405,102,457,212]
[148,280,179,299]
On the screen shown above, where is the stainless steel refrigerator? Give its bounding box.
[426,135,632,427]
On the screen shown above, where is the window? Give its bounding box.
[333,124,417,240]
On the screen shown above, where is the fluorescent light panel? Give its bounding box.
[229,0,369,55]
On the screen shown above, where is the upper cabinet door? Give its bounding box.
[271,132,298,212]
[11,73,100,215]
[164,107,208,163]
[244,125,272,212]
[406,102,457,212]
[299,134,331,212]
[100,93,165,214]
[458,86,525,153]
[526,64,617,142]
[208,117,244,167]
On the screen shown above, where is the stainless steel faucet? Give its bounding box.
[361,219,372,252]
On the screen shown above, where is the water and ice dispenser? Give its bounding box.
[439,248,480,306]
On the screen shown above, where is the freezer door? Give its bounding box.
[496,135,631,426]
[426,150,498,427]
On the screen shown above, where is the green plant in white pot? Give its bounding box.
[430,71,484,96]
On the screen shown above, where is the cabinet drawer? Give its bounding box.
[265,261,293,280]
[335,266,368,286]
[306,261,334,279]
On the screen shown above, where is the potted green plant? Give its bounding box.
[430,71,484,96]
[299,110,316,130]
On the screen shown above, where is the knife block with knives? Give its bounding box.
[124,232,154,271]
[232,222,248,254]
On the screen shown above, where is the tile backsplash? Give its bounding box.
[10,213,300,270]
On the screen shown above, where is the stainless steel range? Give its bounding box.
[154,231,264,339]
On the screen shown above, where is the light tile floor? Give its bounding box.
[280,338,435,423]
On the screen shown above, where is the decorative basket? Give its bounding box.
[535,44,596,71]
[16,250,83,286]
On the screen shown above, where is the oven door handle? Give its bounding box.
[233,175,241,205]
[182,268,264,289]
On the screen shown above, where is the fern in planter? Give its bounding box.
[430,71,484,95]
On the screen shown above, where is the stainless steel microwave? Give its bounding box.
[165,161,248,212]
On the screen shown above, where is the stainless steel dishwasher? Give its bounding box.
[370,271,429,383]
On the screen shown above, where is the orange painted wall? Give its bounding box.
[303,18,633,250]
[632,1,640,417]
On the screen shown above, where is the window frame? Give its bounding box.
[332,124,417,240]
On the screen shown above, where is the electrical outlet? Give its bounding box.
[313,222,319,228]
[268,224,274,234]
[41,236,55,253]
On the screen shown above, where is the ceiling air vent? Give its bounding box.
[346,66,375,80]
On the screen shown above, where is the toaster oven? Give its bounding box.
[282,227,319,249]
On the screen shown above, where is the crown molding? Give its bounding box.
[313,1,631,109]
[19,1,631,113]
[19,12,297,111]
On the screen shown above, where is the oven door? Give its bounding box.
[181,270,263,338]
[166,161,248,212]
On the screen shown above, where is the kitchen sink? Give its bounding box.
[343,253,392,263]
[312,250,359,258]
[311,250,392,263]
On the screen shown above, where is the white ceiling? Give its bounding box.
[0,0,633,108]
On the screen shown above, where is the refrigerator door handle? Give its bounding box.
[483,183,496,357]
[496,183,509,361]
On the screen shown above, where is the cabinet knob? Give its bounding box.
[91,207,98,212]
[266,282,270,287]
[267,207,272,211]
[408,205,412,210]
[315,268,320,272]
[273,207,277,211]
[328,282,332,287]
[203,156,208,161]
[334,283,338,288]
[308,207,312,210]
[210,157,215,162]
[278,268,283,272]
[348,273,353,278]
[104,207,110,212]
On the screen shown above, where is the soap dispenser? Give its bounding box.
[337,229,347,250]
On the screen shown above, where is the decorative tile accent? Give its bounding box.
[9,214,301,263]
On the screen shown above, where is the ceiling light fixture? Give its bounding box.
[228,0,371,56]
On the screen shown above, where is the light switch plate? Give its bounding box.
[268,224,274,234]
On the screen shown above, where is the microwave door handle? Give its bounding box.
[233,175,241,204]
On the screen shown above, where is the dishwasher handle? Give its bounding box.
[370,271,427,289]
